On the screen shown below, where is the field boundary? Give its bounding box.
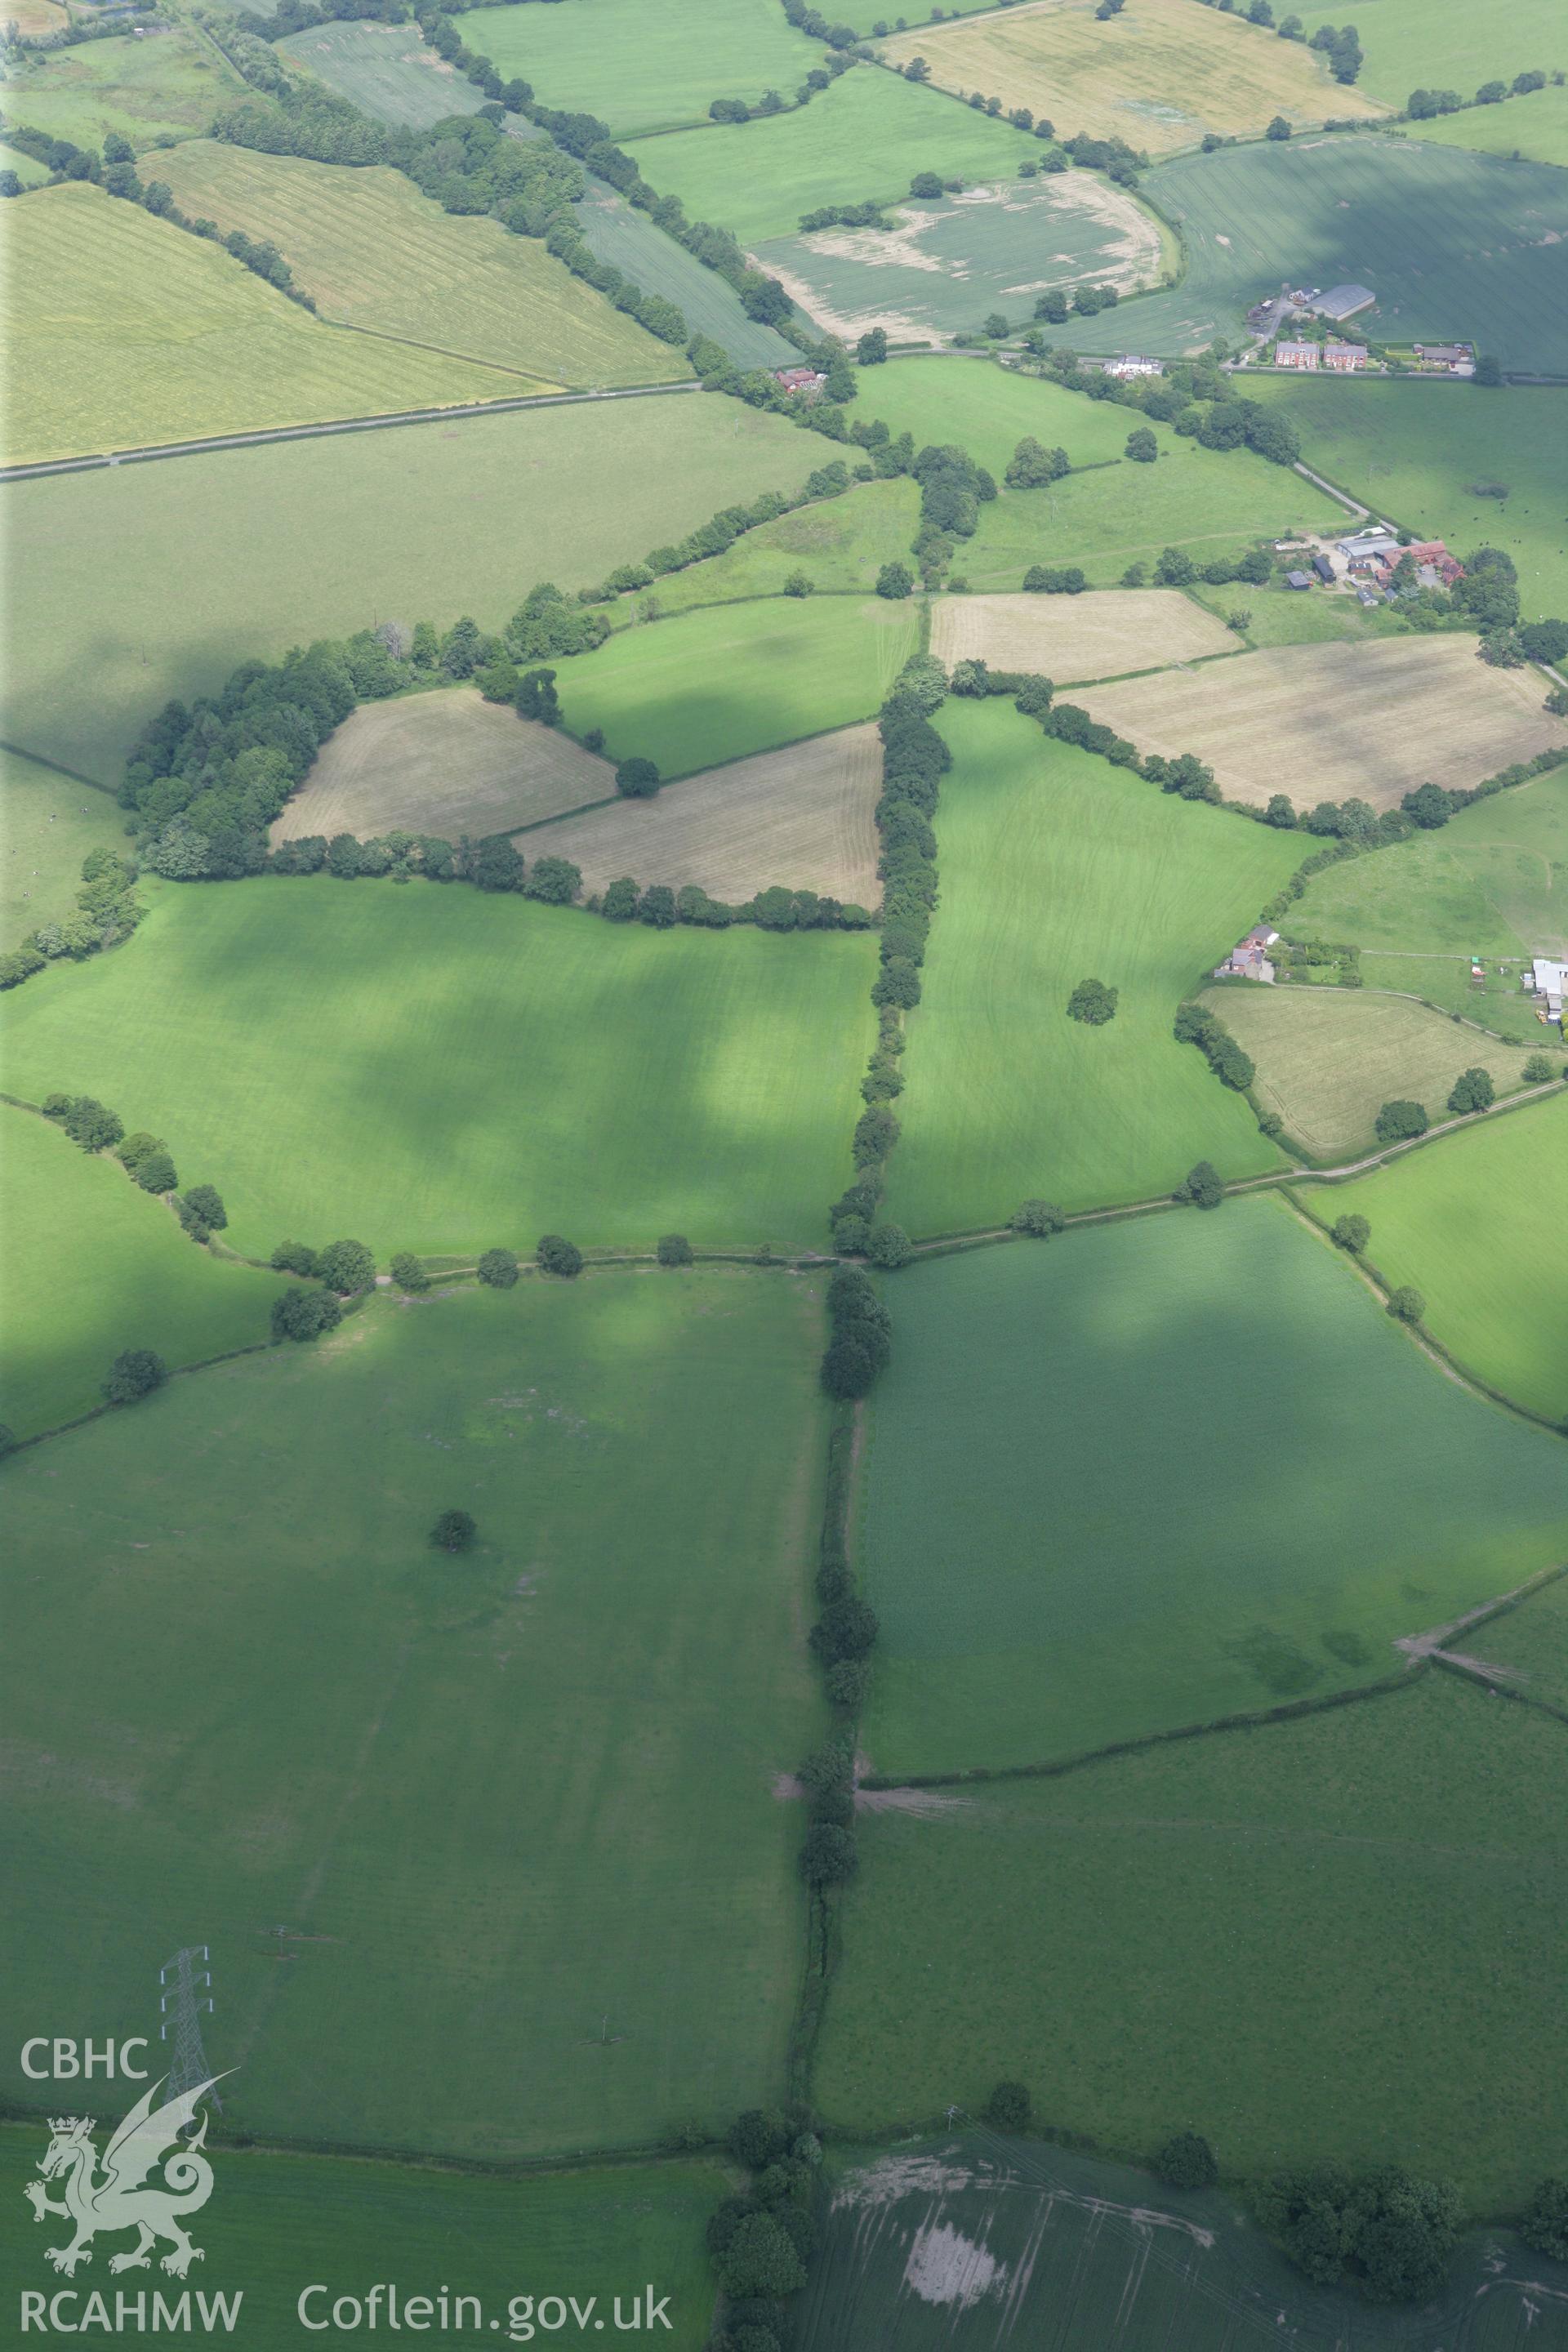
[0,738,118,795]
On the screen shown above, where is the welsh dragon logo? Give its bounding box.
[25,2074,229,2278]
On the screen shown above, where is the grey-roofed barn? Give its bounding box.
[1311,283,1376,323]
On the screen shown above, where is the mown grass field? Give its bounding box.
[145,144,686,388]
[1304,1090,1568,1422]
[0,879,876,1256]
[607,479,921,625]
[3,394,812,786]
[462,0,820,138]
[882,703,1301,1235]
[279,16,498,127]
[0,1274,826,2158]
[0,750,121,953]
[0,2130,724,2351]
[930,587,1234,679]
[276,690,614,844]
[753,171,1164,345]
[802,2136,1568,2351]
[555,595,920,777]
[0,1103,286,1441]
[3,184,529,467]
[1081,637,1568,813]
[1242,378,1568,624]
[1048,135,1568,371]
[1403,88,1568,172]
[623,66,1039,247]
[1290,0,1567,111]
[853,354,1133,478]
[819,1673,1568,2207]
[880,0,1381,158]
[573,178,798,369]
[0,21,247,150]
[1199,983,1535,1158]
[0,138,52,188]
[522,723,882,906]
[854,1199,1568,1776]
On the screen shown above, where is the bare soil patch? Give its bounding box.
[518,721,883,904]
[932,589,1232,681]
[1078,637,1568,812]
[274,688,614,843]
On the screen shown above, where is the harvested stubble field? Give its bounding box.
[0,1274,827,2158]
[879,0,1381,158]
[0,22,246,151]
[0,2128,725,2352]
[3,184,528,468]
[145,144,685,389]
[929,587,1233,679]
[521,722,882,905]
[3,394,811,786]
[883,702,1301,1236]
[0,879,877,1255]
[818,1673,1568,2207]
[0,1103,287,1441]
[1080,637,1568,813]
[461,0,820,139]
[752,172,1163,346]
[623,66,1039,248]
[278,17,495,127]
[1197,982,1535,1159]
[1307,1090,1568,1423]
[274,688,614,844]
[853,1199,1568,1779]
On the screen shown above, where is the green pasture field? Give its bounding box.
[604,479,920,625]
[462,0,820,138]
[0,878,876,1256]
[0,1102,285,1441]
[1199,983,1535,1159]
[0,1272,827,2158]
[0,139,52,189]
[838,0,995,29]
[853,1198,1568,1777]
[882,702,1301,1236]
[145,144,684,390]
[1192,575,1408,649]
[2,394,811,786]
[622,67,1039,247]
[1403,89,1568,172]
[556,594,920,775]
[880,0,1383,160]
[3,183,528,468]
[1290,0,1568,111]
[817,1672,1568,2207]
[801,2136,1568,2352]
[1242,378,1568,624]
[0,749,121,953]
[1464,1571,1568,1717]
[752,170,1165,345]
[0,22,247,152]
[1291,760,1568,1039]
[1304,1091,1568,1422]
[278,17,492,127]
[573,179,798,369]
[854,354,1134,478]
[1046,136,1568,372]
[0,2132,724,2351]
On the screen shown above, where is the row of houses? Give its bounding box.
[1274,339,1370,372]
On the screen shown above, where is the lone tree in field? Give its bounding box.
[1374,1099,1429,1145]
[1067,977,1118,1025]
[1125,426,1158,463]
[1331,1213,1370,1254]
[1447,1067,1494,1115]
[478,1246,519,1289]
[1174,1160,1223,1209]
[1012,1198,1066,1237]
[1157,2130,1218,2189]
[318,1237,376,1294]
[537,1233,584,1278]
[876,561,915,599]
[1265,114,1291,139]
[271,1286,341,1343]
[657,1232,693,1266]
[1387,1285,1426,1324]
[1522,1051,1558,1085]
[103,1349,167,1405]
[615,756,661,799]
[857,326,889,363]
[985,2080,1031,2133]
[430,1508,478,1554]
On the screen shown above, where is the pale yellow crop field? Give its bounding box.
[931,588,1233,680]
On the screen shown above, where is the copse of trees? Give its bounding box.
[1174,1160,1224,1209]
[1258,2165,1457,2301]
[1,848,142,996]
[1174,1001,1254,1092]
[271,1285,343,1342]
[43,1094,124,1153]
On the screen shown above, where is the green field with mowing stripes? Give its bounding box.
[573,178,798,369]
[0,1273,827,2158]
[2,394,811,786]
[1290,0,1568,112]
[0,879,876,1257]
[854,1200,1568,1777]
[1045,135,1568,372]
[1304,1091,1568,1423]
[818,1673,1568,2207]
[0,1103,286,1441]
[883,702,1300,1236]
[624,66,1040,247]
[462,0,821,138]
[279,16,494,127]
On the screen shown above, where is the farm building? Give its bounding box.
[1339,527,1397,562]
[1102,354,1164,378]
[1311,553,1335,584]
[1371,539,1463,588]
[1214,924,1279,982]
[1311,283,1377,323]
[1285,569,1313,590]
[773,367,826,398]
[1275,341,1319,370]
[1527,957,1566,1022]
[1414,342,1475,375]
[1322,341,1369,372]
